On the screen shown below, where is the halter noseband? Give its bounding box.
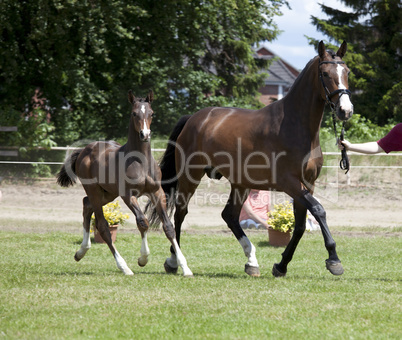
[319,60,352,110]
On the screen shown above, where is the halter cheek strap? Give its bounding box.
[319,60,352,110]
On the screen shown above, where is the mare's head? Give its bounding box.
[318,41,353,121]
[128,90,155,142]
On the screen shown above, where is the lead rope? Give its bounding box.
[331,111,350,174]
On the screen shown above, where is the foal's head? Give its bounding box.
[318,41,353,121]
[128,90,155,142]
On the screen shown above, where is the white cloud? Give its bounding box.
[264,0,352,70]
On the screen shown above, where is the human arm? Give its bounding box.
[241,200,270,229]
[338,139,384,154]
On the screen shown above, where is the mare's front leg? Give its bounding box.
[123,196,151,267]
[74,196,93,261]
[272,198,307,277]
[273,189,343,277]
[152,188,193,277]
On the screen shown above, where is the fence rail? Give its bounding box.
[0,148,401,167]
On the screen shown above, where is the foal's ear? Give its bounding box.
[128,90,135,104]
[146,90,154,103]
[318,40,326,59]
[336,41,347,58]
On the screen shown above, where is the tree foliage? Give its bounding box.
[0,0,287,145]
[308,0,401,125]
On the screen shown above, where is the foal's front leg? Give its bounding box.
[123,196,151,267]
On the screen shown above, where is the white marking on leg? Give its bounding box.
[171,239,193,277]
[239,236,259,268]
[75,227,91,260]
[114,250,134,275]
[337,64,353,114]
[138,232,150,266]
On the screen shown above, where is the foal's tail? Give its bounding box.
[146,115,192,225]
[56,149,82,187]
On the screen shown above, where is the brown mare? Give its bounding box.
[56,90,192,276]
[148,41,353,277]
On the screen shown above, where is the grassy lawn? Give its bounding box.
[0,231,400,339]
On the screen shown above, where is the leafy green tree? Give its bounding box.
[0,0,287,143]
[308,0,401,125]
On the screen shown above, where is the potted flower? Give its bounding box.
[91,201,130,243]
[267,201,295,247]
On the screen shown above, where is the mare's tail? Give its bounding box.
[56,149,82,187]
[146,115,192,225]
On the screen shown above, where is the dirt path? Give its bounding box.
[0,177,401,234]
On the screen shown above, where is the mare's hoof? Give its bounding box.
[74,253,81,262]
[272,263,286,277]
[245,264,260,277]
[164,260,178,274]
[325,260,344,275]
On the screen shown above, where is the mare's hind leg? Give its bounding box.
[122,195,151,267]
[151,188,192,277]
[74,196,93,261]
[165,170,203,274]
[221,186,260,277]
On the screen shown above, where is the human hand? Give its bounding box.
[337,139,351,150]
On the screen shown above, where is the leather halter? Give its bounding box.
[319,60,352,110]
[319,60,351,173]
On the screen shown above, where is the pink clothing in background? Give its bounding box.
[239,190,271,222]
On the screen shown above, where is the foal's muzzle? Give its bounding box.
[139,130,151,142]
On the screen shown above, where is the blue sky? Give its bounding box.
[263,0,351,70]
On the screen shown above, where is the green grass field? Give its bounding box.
[0,231,401,339]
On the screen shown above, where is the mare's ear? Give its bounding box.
[336,41,347,58]
[128,90,135,104]
[318,41,326,59]
[146,90,154,103]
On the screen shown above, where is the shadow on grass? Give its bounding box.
[257,240,287,248]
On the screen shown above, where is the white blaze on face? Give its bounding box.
[140,104,151,140]
[336,64,353,114]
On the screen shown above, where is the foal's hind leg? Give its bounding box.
[74,196,93,261]
[222,186,260,277]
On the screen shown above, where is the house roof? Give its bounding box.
[255,47,300,86]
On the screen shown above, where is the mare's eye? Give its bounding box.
[323,72,329,77]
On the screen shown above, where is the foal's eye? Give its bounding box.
[323,72,329,77]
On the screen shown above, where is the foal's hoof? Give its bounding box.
[245,264,260,277]
[272,263,287,277]
[164,260,178,274]
[137,257,148,267]
[74,253,81,262]
[325,260,344,276]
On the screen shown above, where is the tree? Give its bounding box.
[0,0,287,143]
[308,0,401,125]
